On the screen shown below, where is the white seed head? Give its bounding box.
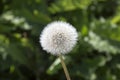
[40,21,78,55]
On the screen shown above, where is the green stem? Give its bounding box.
[59,54,71,80]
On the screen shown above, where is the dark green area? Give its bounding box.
[0,0,120,80]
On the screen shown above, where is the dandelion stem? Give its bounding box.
[59,54,71,80]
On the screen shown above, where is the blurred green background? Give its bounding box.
[0,0,120,80]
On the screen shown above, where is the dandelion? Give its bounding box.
[40,21,78,80]
[40,21,78,55]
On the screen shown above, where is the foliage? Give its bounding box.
[0,0,120,80]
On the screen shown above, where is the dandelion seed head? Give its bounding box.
[40,21,78,55]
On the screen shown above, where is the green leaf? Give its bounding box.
[6,43,28,65]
